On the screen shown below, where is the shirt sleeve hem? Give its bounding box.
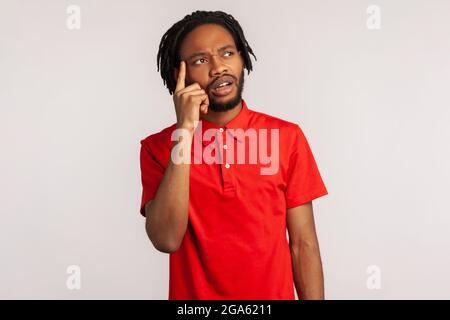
[286,187,329,209]
[140,197,155,217]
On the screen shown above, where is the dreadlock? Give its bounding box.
[156,10,257,95]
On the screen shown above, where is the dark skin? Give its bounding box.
[169,23,325,300]
[173,23,244,126]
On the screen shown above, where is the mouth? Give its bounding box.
[211,81,234,97]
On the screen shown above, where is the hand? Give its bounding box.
[172,60,209,131]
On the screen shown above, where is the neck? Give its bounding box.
[200,100,243,126]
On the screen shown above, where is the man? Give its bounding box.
[139,10,328,300]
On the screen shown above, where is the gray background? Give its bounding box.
[1,0,449,299]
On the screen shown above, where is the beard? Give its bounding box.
[207,69,245,112]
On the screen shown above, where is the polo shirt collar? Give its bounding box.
[196,99,251,146]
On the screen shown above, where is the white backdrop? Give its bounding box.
[1,0,449,299]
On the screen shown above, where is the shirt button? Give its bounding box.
[219,128,224,133]
[223,144,228,150]
[225,163,230,169]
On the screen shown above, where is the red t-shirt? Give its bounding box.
[139,99,328,299]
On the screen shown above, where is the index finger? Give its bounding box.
[175,60,186,92]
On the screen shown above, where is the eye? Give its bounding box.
[224,51,234,57]
[194,58,207,65]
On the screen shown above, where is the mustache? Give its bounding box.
[208,74,238,91]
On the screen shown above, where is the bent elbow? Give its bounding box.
[146,226,181,253]
[153,240,181,254]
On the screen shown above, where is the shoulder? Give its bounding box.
[248,107,302,133]
[140,123,177,152]
[247,107,305,150]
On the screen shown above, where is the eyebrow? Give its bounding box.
[185,44,236,61]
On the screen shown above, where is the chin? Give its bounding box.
[209,93,241,112]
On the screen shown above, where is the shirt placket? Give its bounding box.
[218,127,236,196]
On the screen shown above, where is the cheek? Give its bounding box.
[187,69,209,88]
[234,54,244,68]
[230,59,244,76]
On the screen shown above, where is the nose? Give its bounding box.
[209,54,228,77]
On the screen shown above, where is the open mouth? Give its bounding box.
[212,81,233,96]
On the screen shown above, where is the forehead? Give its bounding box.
[179,23,236,57]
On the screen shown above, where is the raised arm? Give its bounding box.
[144,60,209,253]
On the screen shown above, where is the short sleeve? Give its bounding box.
[139,139,165,217]
[285,124,328,208]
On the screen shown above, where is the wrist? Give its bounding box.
[176,122,196,134]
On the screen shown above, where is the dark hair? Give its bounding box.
[156,10,257,95]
